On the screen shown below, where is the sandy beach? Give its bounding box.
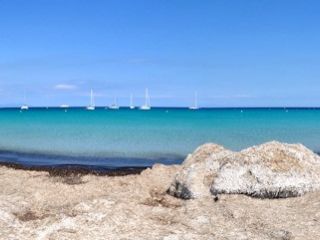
[1,161,320,240]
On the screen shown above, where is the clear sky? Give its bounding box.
[0,0,319,107]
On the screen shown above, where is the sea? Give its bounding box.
[0,107,319,168]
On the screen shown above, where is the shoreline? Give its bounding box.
[0,161,147,177]
[0,149,184,172]
[1,148,320,178]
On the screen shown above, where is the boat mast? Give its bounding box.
[90,89,94,107]
[194,91,198,109]
[130,94,133,107]
[23,92,27,105]
[145,88,150,107]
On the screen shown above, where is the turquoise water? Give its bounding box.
[0,108,320,167]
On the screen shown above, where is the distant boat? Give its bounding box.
[21,92,29,110]
[60,104,69,109]
[189,92,199,110]
[129,94,135,109]
[86,89,95,111]
[20,105,29,110]
[108,97,120,110]
[140,88,151,110]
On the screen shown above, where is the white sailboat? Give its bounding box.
[21,93,29,110]
[20,105,29,110]
[129,94,135,109]
[60,104,69,109]
[86,89,95,111]
[189,92,199,110]
[108,97,120,110]
[140,88,151,110]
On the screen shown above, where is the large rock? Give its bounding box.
[168,141,320,199]
[168,143,233,199]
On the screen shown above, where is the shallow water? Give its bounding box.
[0,108,319,167]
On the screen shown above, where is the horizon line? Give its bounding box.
[1,106,320,109]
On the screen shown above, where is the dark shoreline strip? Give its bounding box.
[0,162,147,177]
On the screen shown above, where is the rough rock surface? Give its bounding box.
[168,143,233,199]
[168,141,320,199]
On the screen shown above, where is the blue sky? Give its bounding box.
[0,0,319,107]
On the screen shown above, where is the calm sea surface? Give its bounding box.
[0,108,319,167]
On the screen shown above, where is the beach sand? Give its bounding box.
[0,164,320,240]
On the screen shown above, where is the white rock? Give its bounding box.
[167,143,232,199]
[168,141,320,199]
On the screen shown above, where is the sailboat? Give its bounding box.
[86,89,95,111]
[189,92,199,110]
[20,105,29,110]
[140,88,151,110]
[60,104,69,109]
[108,97,120,110]
[21,92,29,110]
[129,94,135,109]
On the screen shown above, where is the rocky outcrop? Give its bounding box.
[168,141,320,199]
